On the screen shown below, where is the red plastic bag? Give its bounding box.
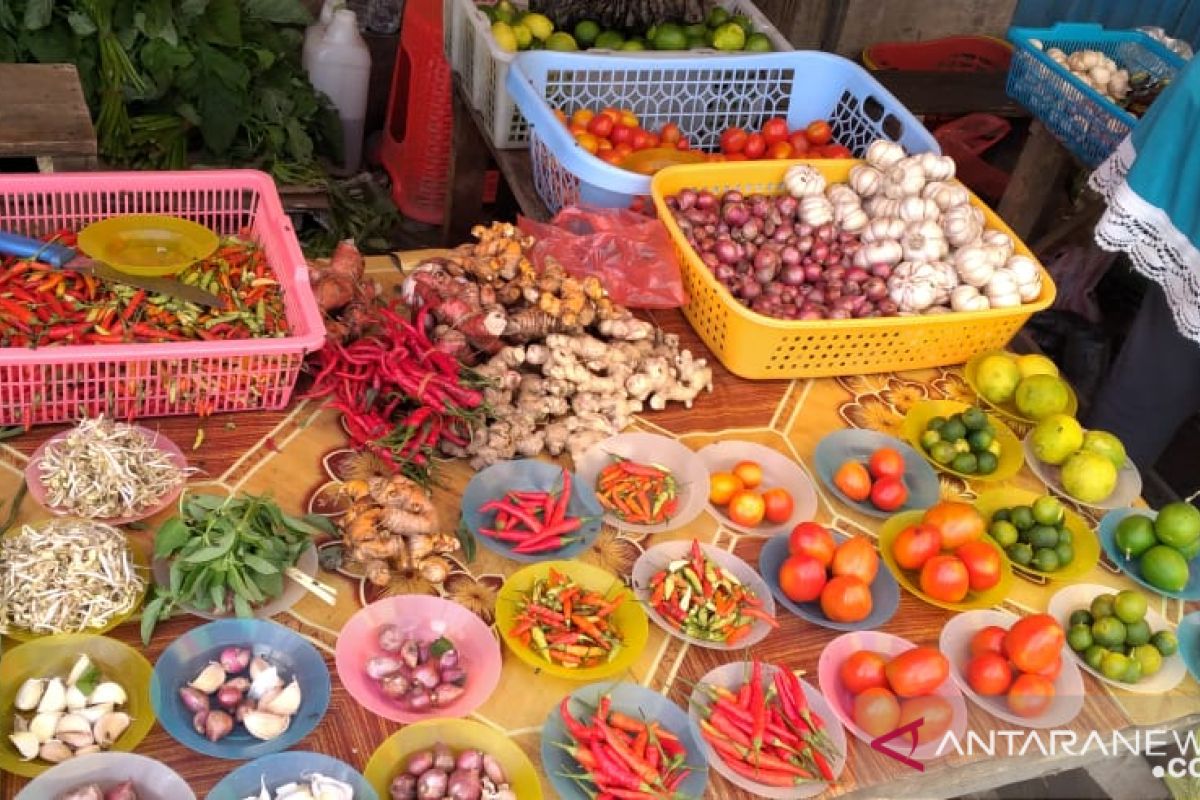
[518,206,688,309]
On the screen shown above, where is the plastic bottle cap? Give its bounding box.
[325,8,359,41]
[319,0,342,24]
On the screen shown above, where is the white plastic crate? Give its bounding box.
[443,0,793,149]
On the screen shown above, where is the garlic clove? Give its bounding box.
[39,739,74,763]
[37,678,67,713]
[14,679,44,712]
[93,710,131,747]
[242,710,290,741]
[66,654,94,688]
[189,662,227,695]
[311,775,355,800]
[8,731,39,761]
[261,679,302,716]
[248,656,271,681]
[73,744,102,757]
[65,685,90,711]
[77,703,114,725]
[29,711,63,743]
[248,665,282,701]
[58,730,96,750]
[55,712,92,737]
[88,682,128,707]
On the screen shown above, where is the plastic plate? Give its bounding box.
[206,750,376,800]
[696,440,818,536]
[573,432,709,533]
[964,349,1079,424]
[152,544,319,621]
[1046,583,1186,694]
[1176,612,1200,685]
[78,214,219,276]
[901,399,1024,482]
[14,752,194,800]
[813,428,940,517]
[1023,432,1142,510]
[1099,508,1200,600]
[940,609,1084,728]
[974,488,1101,582]
[759,532,899,631]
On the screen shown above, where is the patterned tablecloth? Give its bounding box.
[2,252,1198,799]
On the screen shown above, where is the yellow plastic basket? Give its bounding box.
[650,160,1056,379]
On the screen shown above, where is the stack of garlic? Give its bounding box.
[1032,39,1131,102]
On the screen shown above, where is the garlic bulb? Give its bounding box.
[980,230,1014,265]
[866,139,906,170]
[1006,254,1043,302]
[827,183,861,210]
[855,238,903,267]
[848,164,883,197]
[798,195,834,227]
[860,216,906,243]
[865,196,901,218]
[985,269,1022,308]
[836,205,869,233]
[928,260,960,304]
[887,261,940,312]
[922,180,970,211]
[898,196,940,223]
[950,284,990,312]
[917,152,956,181]
[941,204,984,247]
[1090,65,1112,87]
[884,160,926,199]
[901,227,948,262]
[784,164,826,198]
[953,244,995,288]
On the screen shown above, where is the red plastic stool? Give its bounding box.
[862,36,1013,72]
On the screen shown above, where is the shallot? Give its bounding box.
[391,745,511,800]
[366,628,468,714]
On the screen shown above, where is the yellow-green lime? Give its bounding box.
[522,12,554,40]
[1083,644,1106,670]
[1092,615,1126,648]
[1031,414,1084,466]
[712,21,746,50]
[512,23,533,48]
[1124,618,1151,646]
[744,32,773,51]
[990,519,1019,547]
[1140,544,1189,593]
[491,21,518,52]
[491,0,516,23]
[1133,644,1163,677]
[1113,590,1147,624]
[1155,502,1200,550]
[620,38,646,51]
[1082,430,1126,470]
[1067,623,1093,651]
[573,20,600,46]
[1061,450,1118,504]
[976,353,1022,403]
[545,31,578,51]
[1090,593,1115,618]
[593,30,624,49]
[730,13,754,32]
[1015,374,1071,420]
[1100,650,1130,681]
[1120,656,1143,683]
[1016,353,1060,379]
[1032,495,1065,526]
[1153,630,1178,656]
[705,6,731,28]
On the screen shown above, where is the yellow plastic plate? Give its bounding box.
[0,634,156,778]
[973,488,1100,582]
[496,560,648,682]
[77,215,219,277]
[364,718,543,799]
[963,350,1079,424]
[879,509,1015,612]
[901,399,1024,482]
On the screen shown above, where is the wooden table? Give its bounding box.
[0,64,97,171]
[3,251,1199,799]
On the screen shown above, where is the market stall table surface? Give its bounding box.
[2,251,1197,800]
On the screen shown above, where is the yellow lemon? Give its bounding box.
[521,12,554,41]
[1031,413,1085,466]
[976,353,1021,404]
[512,22,533,49]
[491,21,518,53]
[1014,374,1070,420]
[1016,353,1059,379]
[1061,450,1118,504]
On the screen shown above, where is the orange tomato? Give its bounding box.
[955,540,1002,592]
[762,487,794,524]
[853,686,901,737]
[575,132,600,154]
[725,153,749,161]
[659,122,681,144]
[731,460,763,489]
[919,554,970,603]
[898,695,954,746]
[600,106,623,123]
[831,535,879,585]
[921,501,985,550]
[553,108,568,124]
[631,129,653,151]
[966,652,1013,696]
[804,120,833,146]
[833,460,871,502]
[820,575,873,623]
[821,143,853,159]
[1003,614,1065,674]
[1028,653,1062,681]
[787,130,810,154]
[840,651,889,695]
[1006,673,1055,718]
[727,490,766,527]
[708,472,744,506]
[884,646,950,698]
[676,137,691,151]
[571,108,596,127]
[778,553,826,603]
[969,625,1007,658]
[620,110,639,128]
[892,523,942,571]
[868,447,906,480]
[568,122,588,137]
[598,151,623,165]
[788,521,836,566]
[614,142,634,158]
[767,140,794,159]
[596,138,613,152]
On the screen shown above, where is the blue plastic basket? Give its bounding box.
[505,51,939,213]
[1007,23,1185,167]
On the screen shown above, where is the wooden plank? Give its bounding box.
[997,120,1072,240]
[493,147,549,222]
[0,64,97,159]
[748,0,831,48]
[872,70,1027,117]
[442,81,491,245]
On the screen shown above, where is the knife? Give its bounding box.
[0,231,223,308]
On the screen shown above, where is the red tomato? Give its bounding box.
[966,652,1013,696]
[1029,653,1062,681]
[789,522,836,566]
[762,487,794,524]
[762,117,789,145]
[921,501,985,550]
[919,555,970,604]
[869,476,908,512]
[725,153,749,161]
[631,129,654,150]
[659,122,681,144]
[898,695,954,747]
[743,133,767,159]
[840,651,889,695]
[1003,614,1065,674]
[884,646,950,698]
[644,132,661,149]
[821,143,853,158]
[820,575,873,623]
[891,524,942,571]
[613,142,634,159]
[970,625,1008,658]
[852,687,900,738]
[720,127,748,154]
[586,114,614,138]
[599,107,622,124]
[1007,673,1055,719]
[778,553,827,603]
[869,448,906,480]
[675,137,691,151]
[597,151,622,165]
[805,120,833,146]
[727,490,766,528]
[767,141,794,159]
[955,540,1002,592]
[831,535,879,585]
[610,123,635,146]
[787,130,810,154]
[834,460,872,502]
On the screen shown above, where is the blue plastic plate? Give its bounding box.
[151,619,331,760]
[206,751,377,800]
[540,681,707,800]
[813,429,940,517]
[1177,611,1200,685]
[461,459,603,563]
[758,532,899,631]
[1098,507,1200,600]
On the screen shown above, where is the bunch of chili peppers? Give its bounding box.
[478,469,584,555]
[648,540,778,645]
[0,231,287,347]
[694,661,839,788]
[556,693,696,799]
[508,568,625,669]
[595,459,677,525]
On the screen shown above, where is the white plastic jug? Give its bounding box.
[310,9,372,175]
[303,0,342,75]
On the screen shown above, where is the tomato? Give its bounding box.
[659,122,681,144]
[571,109,595,127]
[610,123,635,146]
[831,535,879,585]
[732,460,763,489]
[725,153,749,161]
[708,472,744,506]
[852,686,900,738]
[821,144,853,158]
[720,127,748,154]
[921,501,985,550]
[596,138,613,152]
[891,524,941,571]
[597,151,623,165]
[568,123,588,137]
[767,141,794,159]
[898,695,954,747]
[743,133,767,160]
[630,129,653,150]
[840,651,889,695]
[1006,673,1055,719]
[1003,614,1065,674]
[884,646,950,698]
[970,625,1007,658]
[789,522,836,566]
[778,553,827,603]
[805,120,833,146]
[869,476,908,512]
[599,107,623,123]
[613,142,634,159]
[762,117,789,145]
[820,575,873,623]
[620,111,639,128]
[587,114,614,138]
[676,137,691,151]
[727,490,766,527]
[955,540,1002,592]
[575,133,600,155]
[553,108,568,124]
[762,487,794,524]
[919,555,970,603]
[966,652,1013,696]
[869,448,905,480]
[1029,653,1062,681]
[833,460,871,502]
[787,131,810,154]
[644,132,661,149]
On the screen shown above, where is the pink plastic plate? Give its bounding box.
[26,426,188,525]
[817,630,968,762]
[335,594,502,723]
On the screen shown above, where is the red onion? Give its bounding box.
[878,299,900,316]
[665,196,679,211]
[777,195,798,217]
[828,308,852,319]
[807,289,825,306]
[816,223,836,242]
[846,267,870,284]
[870,262,893,280]
[798,309,824,320]
[714,238,739,265]
[724,190,744,204]
[780,264,805,286]
[722,203,749,226]
[864,277,888,301]
[738,219,760,241]
[825,267,846,283]
[740,279,762,300]
[772,224,793,243]
[701,252,719,269]
[803,264,823,283]
[677,189,697,211]
[811,243,830,262]
[780,287,797,304]
[839,231,857,244]
[696,191,717,210]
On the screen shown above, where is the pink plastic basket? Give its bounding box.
[0,170,326,426]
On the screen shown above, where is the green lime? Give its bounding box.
[962,406,989,431]
[1155,502,1200,550]
[1028,525,1060,549]
[593,30,624,50]
[1010,506,1035,531]
[992,508,1012,523]
[687,33,708,48]
[1006,542,1033,566]
[1032,496,1065,526]
[1115,514,1157,560]
[990,520,1019,548]
[710,21,746,50]
[744,32,773,51]
[1067,623,1093,652]
[1057,527,1073,546]
[927,416,948,432]
[1100,650,1131,680]
[920,430,941,450]
[967,429,993,452]
[1069,609,1094,628]
[1054,541,1074,566]
[1120,655,1144,683]
[1133,643,1163,677]
[652,22,688,50]
[492,0,516,23]
[647,23,658,40]
[1124,618,1151,647]
[941,418,967,442]
[730,13,754,33]
[620,38,646,50]
[705,6,731,28]
[930,441,958,465]
[684,22,707,38]
[1091,615,1127,648]
[1084,644,1107,671]
[1032,547,1060,572]
[1153,630,1179,656]
[545,31,579,51]
[951,452,978,474]
[1141,545,1189,593]
[1179,536,1200,560]
[954,440,972,455]
[1113,590,1148,624]
[573,19,601,46]
[1090,593,1115,619]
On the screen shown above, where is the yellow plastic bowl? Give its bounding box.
[77,214,219,277]
[879,509,1015,612]
[496,560,648,681]
[363,718,543,799]
[963,349,1079,424]
[3,525,150,642]
[0,634,156,778]
[902,399,1024,482]
[974,488,1099,581]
